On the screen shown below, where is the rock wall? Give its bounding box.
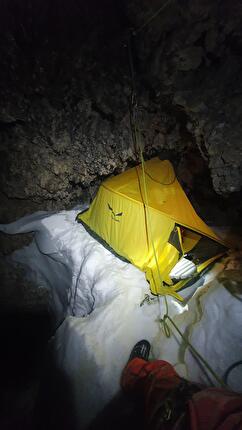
[0,0,241,225]
[128,0,242,197]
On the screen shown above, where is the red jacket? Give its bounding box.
[121,358,242,430]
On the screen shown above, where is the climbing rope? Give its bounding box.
[223,361,242,385]
[144,167,176,186]
[134,0,173,35]
[126,27,228,389]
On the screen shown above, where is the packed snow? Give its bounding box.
[1,207,242,428]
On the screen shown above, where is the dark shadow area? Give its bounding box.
[33,341,79,430]
[34,338,144,430]
[88,391,146,430]
[0,251,76,429]
[0,309,52,430]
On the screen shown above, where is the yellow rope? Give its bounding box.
[127,23,228,389]
[137,132,227,388]
[133,123,171,336]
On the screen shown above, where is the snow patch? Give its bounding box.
[1,208,242,428]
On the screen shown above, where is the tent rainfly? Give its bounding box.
[77,158,227,300]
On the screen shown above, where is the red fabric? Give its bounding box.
[186,388,242,430]
[121,358,242,430]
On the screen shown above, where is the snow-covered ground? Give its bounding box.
[1,208,242,428]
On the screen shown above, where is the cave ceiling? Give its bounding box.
[0,0,241,226]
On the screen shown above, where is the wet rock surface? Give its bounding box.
[0,0,241,226]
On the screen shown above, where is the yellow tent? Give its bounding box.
[77,157,226,300]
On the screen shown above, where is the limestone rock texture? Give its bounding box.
[0,0,241,226]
